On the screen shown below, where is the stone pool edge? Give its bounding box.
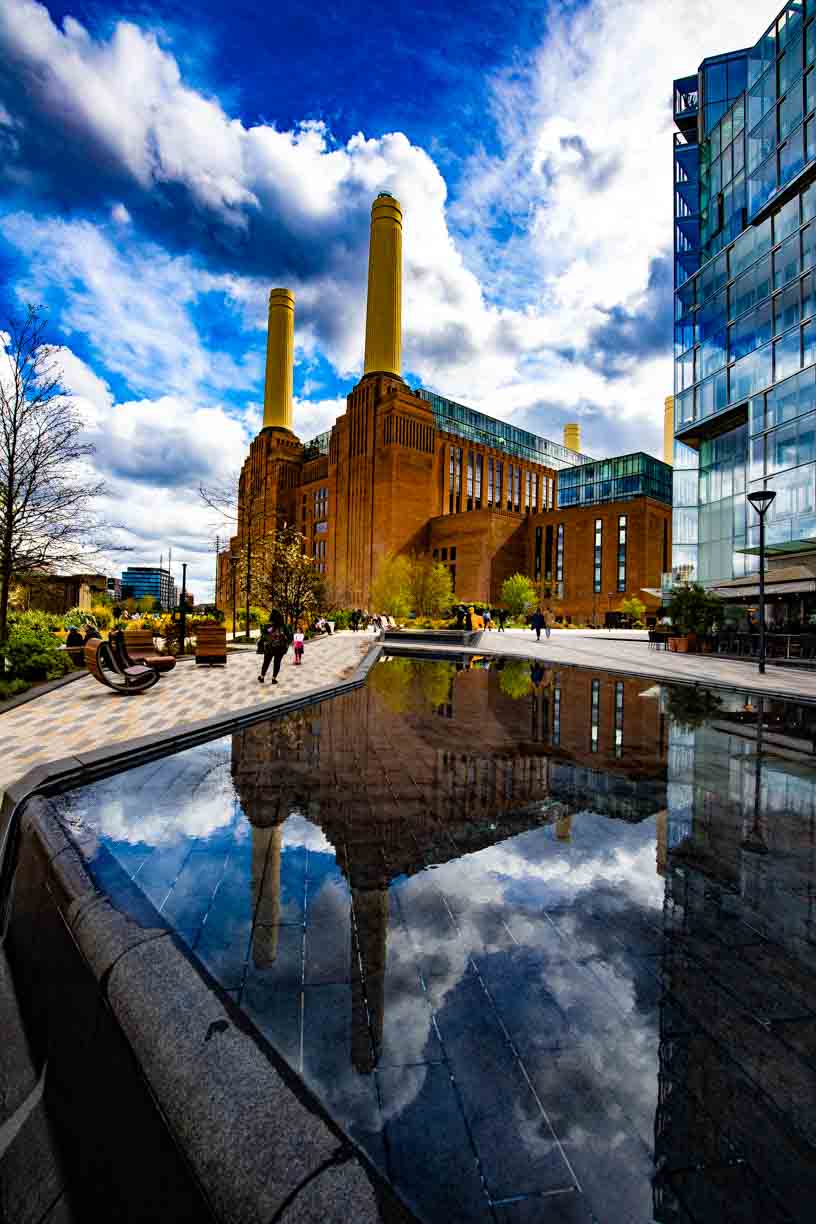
[0,640,424,1224]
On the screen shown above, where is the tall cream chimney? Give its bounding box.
[263,288,295,431]
[363,194,403,378]
[563,423,581,453]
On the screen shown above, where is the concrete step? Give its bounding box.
[383,629,481,646]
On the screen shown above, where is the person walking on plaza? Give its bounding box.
[258,610,290,685]
[544,608,552,639]
[293,628,305,665]
[531,608,545,642]
[497,608,507,632]
[484,607,493,631]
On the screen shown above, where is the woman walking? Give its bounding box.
[258,610,290,685]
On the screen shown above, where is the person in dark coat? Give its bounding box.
[531,608,545,642]
[258,610,290,685]
[82,623,101,645]
[497,609,508,632]
[65,626,85,665]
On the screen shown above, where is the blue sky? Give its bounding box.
[0,0,773,596]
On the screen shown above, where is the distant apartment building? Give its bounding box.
[121,566,175,610]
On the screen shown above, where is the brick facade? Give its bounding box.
[218,375,671,620]
[528,496,672,623]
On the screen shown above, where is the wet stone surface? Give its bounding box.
[50,655,816,1223]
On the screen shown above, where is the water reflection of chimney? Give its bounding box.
[251,823,283,969]
[556,812,572,841]
[350,888,388,1074]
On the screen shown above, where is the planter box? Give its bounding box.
[668,636,689,652]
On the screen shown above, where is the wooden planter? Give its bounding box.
[668,635,690,652]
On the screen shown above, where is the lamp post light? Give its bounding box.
[229,553,238,642]
[747,489,777,675]
[179,562,188,655]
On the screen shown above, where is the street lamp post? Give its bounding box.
[229,554,238,641]
[179,562,188,655]
[747,489,777,675]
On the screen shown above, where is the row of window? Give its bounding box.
[676,318,816,427]
[589,678,626,757]
[446,446,554,515]
[676,181,816,317]
[534,517,627,593]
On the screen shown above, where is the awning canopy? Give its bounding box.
[711,564,816,600]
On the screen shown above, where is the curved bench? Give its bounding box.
[84,639,160,694]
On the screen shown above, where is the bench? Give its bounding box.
[121,629,176,673]
[84,639,159,695]
[195,625,227,666]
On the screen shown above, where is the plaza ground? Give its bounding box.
[2,627,815,808]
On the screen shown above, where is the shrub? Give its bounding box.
[0,676,30,701]
[500,574,537,620]
[89,603,113,629]
[666,583,721,635]
[4,626,75,681]
[326,609,352,630]
[9,608,64,634]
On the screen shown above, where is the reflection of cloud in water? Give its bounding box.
[70,754,236,847]
[374,813,662,1125]
[280,813,333,855]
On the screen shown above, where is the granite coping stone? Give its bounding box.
[0,644,417,1224]
[106,935,379,1223]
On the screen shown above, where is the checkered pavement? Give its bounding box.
[0,632,373,803]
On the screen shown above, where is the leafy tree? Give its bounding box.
[368,655,415,713]
[499,659,533,699]
[0,306,117,667]
[500,573,537,620]
[251,524,323,628]
[666,583,722,635]
[665,684,723,730]
[408,557,454,617]
[619,595,646,624]
[370,553,412,619]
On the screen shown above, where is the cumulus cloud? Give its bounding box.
[0,0,785,576]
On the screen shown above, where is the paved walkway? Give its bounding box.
[0,632,373,804]
[461,628,816,700]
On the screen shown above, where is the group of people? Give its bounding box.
[64,622,101,665]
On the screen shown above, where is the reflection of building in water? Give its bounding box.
[655,696,816,1221]
[232,661,668,1072]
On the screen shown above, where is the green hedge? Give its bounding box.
[4,626,76,681]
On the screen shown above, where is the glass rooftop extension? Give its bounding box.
[418,389,591,470]
[302,430,331,460]
[558,451,673,508]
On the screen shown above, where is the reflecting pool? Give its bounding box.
[51,655,816,1223]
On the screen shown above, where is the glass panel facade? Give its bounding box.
[558,453,672,508]
[673,2,816,585]
[593,518,602,593]
[419,390,589,470]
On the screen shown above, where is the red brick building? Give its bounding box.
[217,195,671,620]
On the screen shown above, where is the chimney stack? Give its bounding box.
[263,288,295,431]
[363,193,403,378]
[563,423,581,453]
[664,395,674,466]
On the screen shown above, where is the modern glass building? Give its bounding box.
[558,452,673,510]
[673,0,816,590]
[120,566,175,610]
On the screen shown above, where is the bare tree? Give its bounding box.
[251,524,324,628]
[0,305,109,656]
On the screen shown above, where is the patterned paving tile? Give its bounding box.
[0,632,374,802]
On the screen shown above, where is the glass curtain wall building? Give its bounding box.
[673,1,816,585]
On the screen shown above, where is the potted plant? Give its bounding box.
[665,583,722,652]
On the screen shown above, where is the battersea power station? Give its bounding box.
[217,195,672,620]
